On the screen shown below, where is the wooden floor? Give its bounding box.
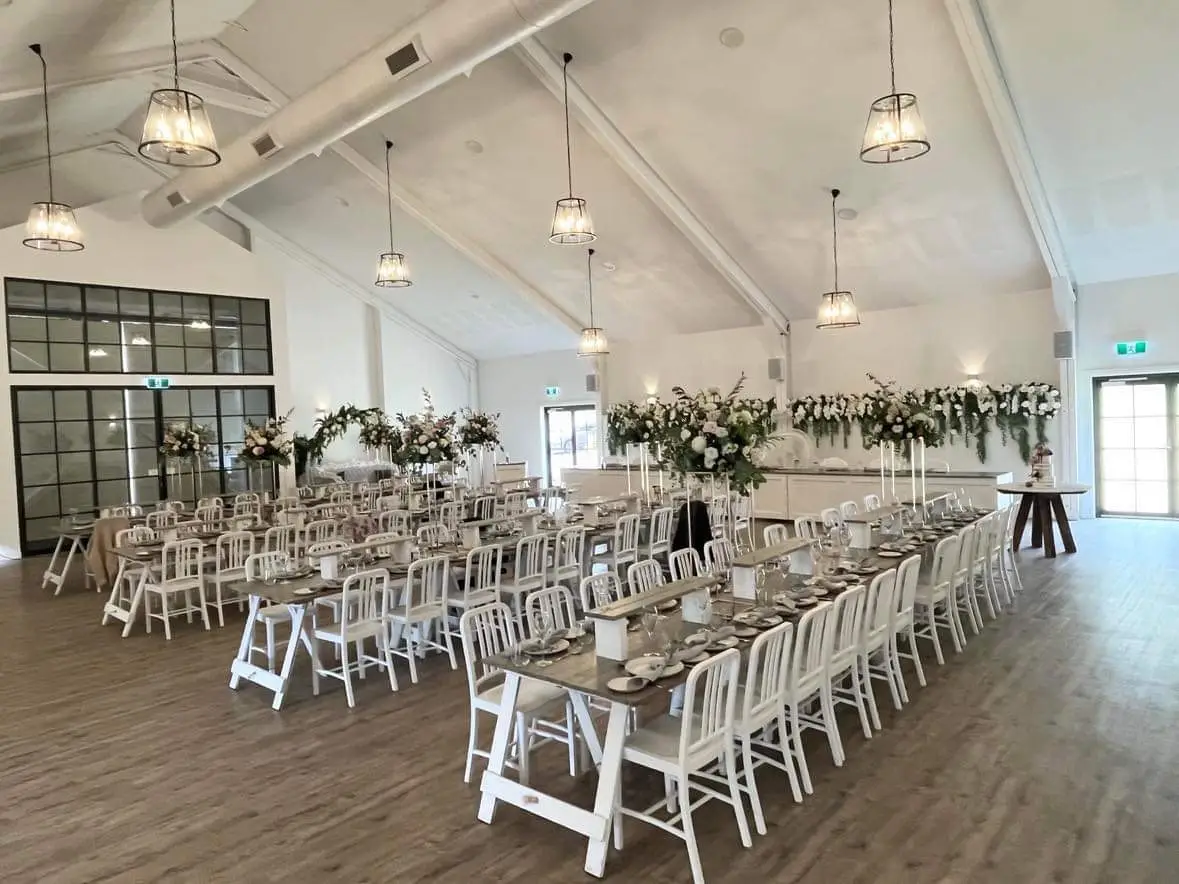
[3,519,1179,884]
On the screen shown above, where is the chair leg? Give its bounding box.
[464,709,478,785]
[679,779,706,884]
[143,592,152,634]
[890,634,910,704]
[664,774,678,813]
[161,592,172,641]
[849,664,873,739]
[775,711,804,803]
[198,588,211,631]
[405,626,420,684]
[787,705,813,795]
[265,619,277,672]
[215,582,226,628]
[945,601,964,654]
[381,630,398,694]
[565,702,578,777]
[725,741,754,847]
[341,640,356,708]
[820,685,845,766]
[860,656,882,731]
[442,615,458,671]
[880,647,902,712]
[740,736,767,836]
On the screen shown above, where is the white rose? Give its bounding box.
[680,429,691,441]
[691,436,707,454]
[705,446,718,460]
[715,427,729,438]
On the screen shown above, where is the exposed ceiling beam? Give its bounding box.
[146,75,277,117]
[0,133,126,173]
[943,0,1073,286]
[514,37,790,333]
[204,41,585,335]
[0,42,216,103]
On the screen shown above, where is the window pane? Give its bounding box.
[125,346,153,373]
[186,348,214,373]
[1133,417,1166,449]
[242,349,270,374]
[26,517,61,543]
[93,419,127,451]
[241,325,269,349]
[156,347,185,373]
[244,389,270,415]
[87,319,120,345]
[1101,450,1134,481]
[128,448,159,479]
[8,315,46,340]
[86,286,119,314]
[216,347,243,374]
[128,420,157,448]
[97,479,130,507]
[59,482,95,511]
[130,477,159,506]
[240,299,267,324]
[49,343,85,372]
[184,323,212,347]
[58,452,93,483]
[19,422,57,453]
[212,297,240,322]
[96,449,130,480]
[17,390,53,421]
[1137,482,1169,514]
[220,415,245,446]
[153,292,184,319]
[87,348,121,373]
[119,289,151,317]
[153,321,185,347]
[56,422,92,452]
[23,485,59,519]
[1100,418,1134,449]
[45,283,82,313]
[1099,384,1134,417]
[21,453,58,486]
[54,390,87,420]
[47,316,84,343]
[1134,448,1167,481]
[1101,481,1135,512]
[161,389,189,418]
[91,390,126,420]
[183,295,211,318]
[1134,385,1167,417]
[190,389,217,416]
[6,280,45,309]
[11,342,48,371]
[219,389,243,415]
[126,390,155,419]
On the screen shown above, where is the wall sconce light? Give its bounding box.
[964,375,984,390]
[645,394,658,405]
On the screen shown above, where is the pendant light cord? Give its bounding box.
[831,189,840,293]
[384,140,395,252]
[887,0,897,95]
[170,0,180,93]
[29,44,54,203]
[562,53,574,198]
[586,247,596,326]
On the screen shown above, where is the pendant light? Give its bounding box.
[860,0,929,164]
[549,52,596,245]
[375,140,411,287]
[138,0,220,166]
[817,189,861,329]
[577,248,608,356]
[23,44,83,252]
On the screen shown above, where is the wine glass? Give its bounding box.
[640,608,661,648]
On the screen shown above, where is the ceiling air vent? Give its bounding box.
[165,190,188,208]
[385,42,422,77]
[251,132,282,159]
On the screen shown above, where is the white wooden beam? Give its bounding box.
[943,0,1073,285]
[146,75,277,118]
[205,41,585,336]
[0,42,216,103]
[514,37,790,333]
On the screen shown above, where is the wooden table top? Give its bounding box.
[585,575,721,622]
[732,537,812,567]
[843,504,905,524]
[997,483,1090,495]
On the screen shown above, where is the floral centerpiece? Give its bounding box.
[358,413,402,460]
[159,422,211,459]
[457,409,503,451]
[396,390,459,468]
[857,373,944,451]
[606,399,667,454]
[238,413,293,466]
[788,394,855,446]
[657,375,778,493]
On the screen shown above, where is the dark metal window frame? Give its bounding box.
[1092,372,1179,519]
[543,404,598,486]
[11,383,276,556]
[3,277,273,376]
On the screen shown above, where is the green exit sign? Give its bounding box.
[144,375,172,389]
[1115,341,1147,356]
[544,386,561,399]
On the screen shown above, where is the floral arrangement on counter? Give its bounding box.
[396,390,460,468]
[605,399,669,453]
[788,377,1062,463]
[238,413,294,466]
[159,422,212,459]
[457,408,503,451]
[357,413,402,460]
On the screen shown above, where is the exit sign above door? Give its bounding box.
[144,375,172,389]
[1115,341,1147,357]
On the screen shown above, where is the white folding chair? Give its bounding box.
[668,547,703,582]
[579,572,623,610]
[782,601,837,796]
[209,530,254,628]
[501,534,548,626]
[952,524,983,637]
[142,539,209,640]
[626,558,664,595]
[794,515,822,540]
[589,514,640,575]
[416,522,452,546]
[863,493,883,511]
[312,568,397,708]
[838,500,860,519]
[703,537,736,578]
[552,525,587,588]
[762,523,789,546]
[377,509,410,535]
[647,506,674,560]
[914,534,964,665]
[858,568,901,729]
[447,543,503,624]
[263,524,293,555]
[145,510,178,530]
[387,555,456,684]
[890,554,925,701]
[471,495,496,521]
[826,585,871,752]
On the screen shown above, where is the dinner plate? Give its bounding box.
[708,636,741,650]
[810,587,830,597]
[607,676,649,694]
[795,597,818,606]
[624,657,685,679]
[878,550,903,558]
[656,600,679,612]
[680,650,711,665]
[684,631,711,646]
[561,627,586,640]
[732,626,759,638]
[773,602,797,614]
[732,612,762,625]
[292,587,315,596]
[522,639,570,657]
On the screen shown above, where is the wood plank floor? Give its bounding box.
[3,519,1179,883]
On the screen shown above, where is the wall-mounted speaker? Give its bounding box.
[1053,330,1074,360]
[767,357,785,381]
[585,373,600,393]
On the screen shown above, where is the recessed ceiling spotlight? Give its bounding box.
[465,139,484,154]
[837,208,858,221]
[602,261,617,272]
[719,27,745,48]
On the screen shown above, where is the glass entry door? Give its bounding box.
[543,405,599,486]
[12,384,275,554]
[1094,375,1176,516]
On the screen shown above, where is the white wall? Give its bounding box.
[380,314,473,418]
[0,199,288,557]
[478,350,595,480]
[1075,272,1179,516]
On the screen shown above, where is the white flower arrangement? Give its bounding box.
[396,389,460,468]
[458,409,503,451]
[159,423,211,459]
[606,399,668,452]
[238,413,293,466]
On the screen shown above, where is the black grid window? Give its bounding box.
[4,278,272,376]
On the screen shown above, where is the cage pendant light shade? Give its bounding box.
[138,89,221,166]
[375,251,411,287]
[549,52,595,244]
[860,92,929,163]
[24,201,83,252]
[817,291,861,329]
[577,326,609,356]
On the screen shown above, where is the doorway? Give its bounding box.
[543,404,599,486]
[1093,374,1176,517]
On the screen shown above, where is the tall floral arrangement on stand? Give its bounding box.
[657,375,778,493]
[857,373,944,451]
[458,409,502,488]
[238,414,293,466]
[159,423,211,459]
[396,390,459,469]
[606,399,666,454]
[358,413,402,463]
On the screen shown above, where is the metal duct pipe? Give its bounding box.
[141,0,596,227]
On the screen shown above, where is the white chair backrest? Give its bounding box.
[730,494,751,521]
[417,522,451,546]
[503,491,529,516]
[234,492,259,506]
[763,523,789,547]
[789,601,832,691]
[555,525,586,573]
[795,516,822,540]
[580,572,623,610]
[128,524,157,543]
[514,534,548,584]
[305,519,338,546]
[330,489,353,505]
[357,488,380,511]
[195,503,221,527]
[955,524,977,579]
[245,551,286,581]
[197,497,222,510]
[742,621,794,723]
[863,493,883,511]
[972,514,993,563]
[828,584,867,667]
[838,500,859,518]
[525,585,579,635]
[216,530,254,572]
[703,537,736,575]
[145,510,178,529]
[460,602,516,694]
[472,495,496,521]
[649,507,674,550]
[377,509,410,535]
[438,501,461,530]
[307,539,350,559]
[161,499,186,513]
[863,568,897,645]
[341,568,387,629]
[895,554,922,620]
[263,524,292,554]
[615,513,641,556]
[678,648,740,769]
[376,494,402,512]
[626,559,664,595]
[464,544,504,602]
[364,531,402,558]
[233,498,260,517]
[668,547,703,582]
[930,535,961,589]
[297,485,316,499]
[402,555,450,611]
[819,507,843,530]
[161,539,203,583]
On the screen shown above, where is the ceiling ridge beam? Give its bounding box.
[943,0,1073,287]
[0,41,217,104]
[204,41,585,335]
[514,37,789,333]
[99,132,477,367]
[146,74,277,117]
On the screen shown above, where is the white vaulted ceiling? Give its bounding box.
[1,0,1168,358]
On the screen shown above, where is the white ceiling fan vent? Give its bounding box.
[251,132,282,159]
[165,190,188,208]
